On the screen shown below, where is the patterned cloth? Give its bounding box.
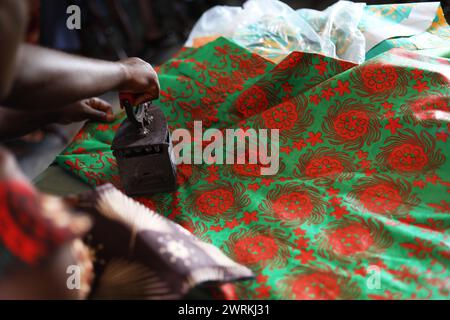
[57,38,450,299]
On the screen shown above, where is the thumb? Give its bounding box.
[82,100,114,122]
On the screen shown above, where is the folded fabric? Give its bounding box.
[186,0,366,64]
[76,183,253,299]
[58,38,450,299]
[186,1,447,64]
[360,1,441,52]
[366,5,450,60]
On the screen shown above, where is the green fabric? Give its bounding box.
[57,38,450,299]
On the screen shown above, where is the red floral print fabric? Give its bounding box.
[57,38,450,299]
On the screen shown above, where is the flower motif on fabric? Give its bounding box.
[270,52,315,82]
[197,189,233,215]
[186,182,250,222]
[277,52,304,70]
[260,182,327,225]
[295,147,356,186]
[348,175,419,216]
[322,98,382,150]
[235,235,277,264]
[178,100,220,129]
[279,264,361,300]
[213,73,245,94]
[254,95,313,143]
[362,64,398,92]
[262,101,298,130]
[175,164,207,186]
[158,235,196,267]
[376,129,445,175]
[351,62,408,101]
[224,226,291,270]
[316,216,393,262]
[335,110,369,138]
[229,53,268,80]
[235,86,269,118]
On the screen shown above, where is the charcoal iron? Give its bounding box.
[111,93,177,196]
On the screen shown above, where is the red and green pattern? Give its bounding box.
[57,38,450,299]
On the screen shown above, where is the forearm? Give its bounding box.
[0,106,59,141]
[0,0,27,100]
[5,44,127,110]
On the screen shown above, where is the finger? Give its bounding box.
[151,81,160,98]
[148,67,160,87]
[148,69,160,98]
[81,104,113,123]
[85,98,115,122]
[87,97,112,112]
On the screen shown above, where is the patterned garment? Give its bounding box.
[84,183,253,299]
[0,179,87,274]
[57,38,450,299]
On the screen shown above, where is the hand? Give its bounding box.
[118,57,160,104]
[57,97,115,124]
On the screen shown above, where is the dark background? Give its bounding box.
[38,0,450,65]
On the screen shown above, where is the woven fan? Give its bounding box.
[73,184,253,299]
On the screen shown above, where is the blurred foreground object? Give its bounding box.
[0,147,250,299]
[0,148,92,299]
[72,184,253,299]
